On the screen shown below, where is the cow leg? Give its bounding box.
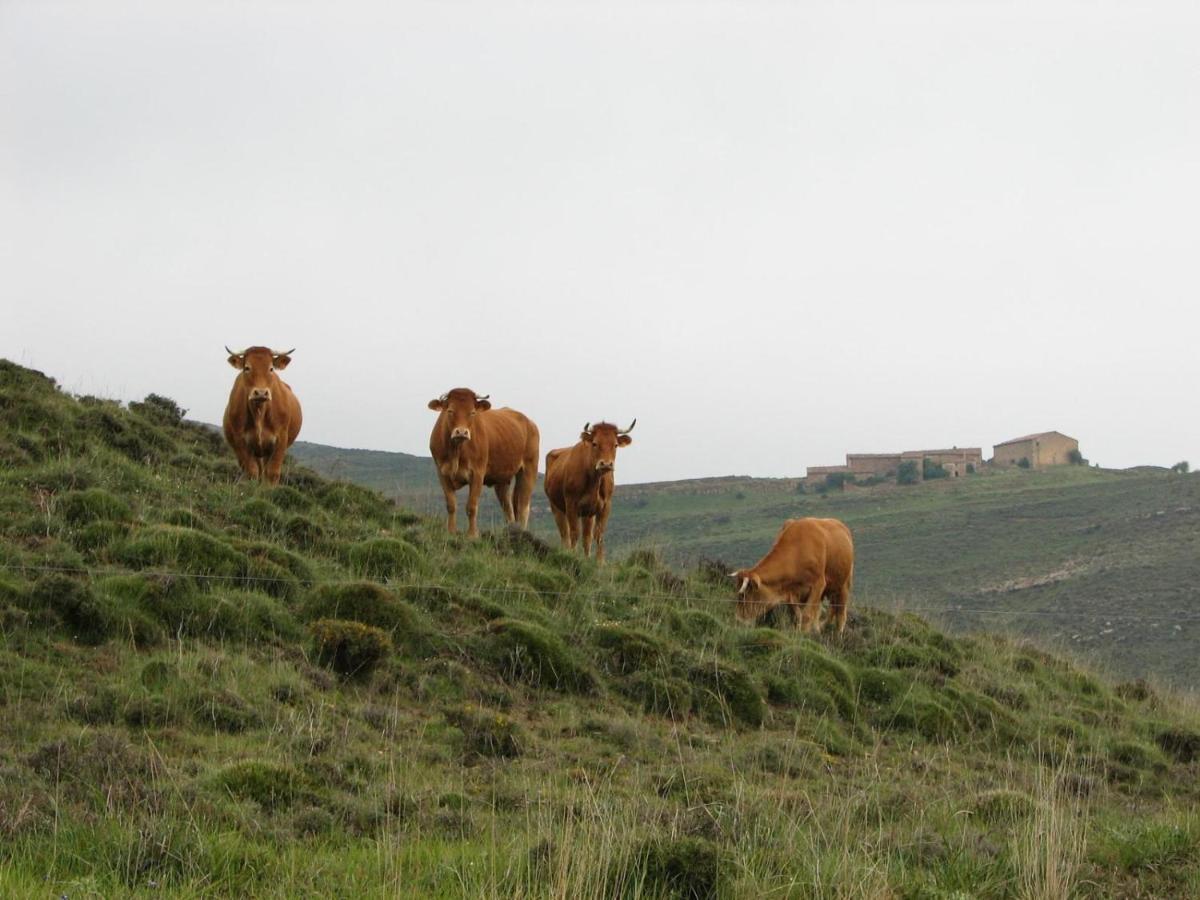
[513,465,535,530]
[563,498,581,550]
[830,573,853,634]
[263,440,289,485]
[438,476,458,533]
[493,482,516,524]
[230,439,259,481]
[594,505,611,564]
[466,474,485,538]
[550,505,570,546]
[580,516,595,557]
[799,576,827,633]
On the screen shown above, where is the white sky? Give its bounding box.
[2,1,1198,482]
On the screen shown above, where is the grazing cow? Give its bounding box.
[730,518,854,633]
[222,346,303,485]
[543,420,635,563]
[427,388,539,537]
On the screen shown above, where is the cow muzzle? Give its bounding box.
[249,388,271,404]
[595,460,615,473]
[451,428,471,443]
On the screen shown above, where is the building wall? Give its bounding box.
[993,434,1079,468]
[1032,433,1079,467]
[993,439,1036,467]
[845,454,902,477]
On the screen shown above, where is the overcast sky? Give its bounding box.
[2,1,1197,483]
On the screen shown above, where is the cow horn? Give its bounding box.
[475,393,490,401]
[618,418,637,435]
[582,422,592,434]
[274,348,295,357]
[225,345,244,357]
[738,577,750,594]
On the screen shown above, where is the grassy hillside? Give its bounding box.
[604,468,1200,687]
[3,358,1200,898]
[292,442,1200,686]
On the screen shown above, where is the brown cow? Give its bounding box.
[543,420,635,563]
[428,388,539,537]
[730,518,854,633]
[222,346,303,485]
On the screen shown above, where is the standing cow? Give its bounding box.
[730,518,854,633]
[222,346,303,485]
[428,388,539,537]
[543,420,635,563]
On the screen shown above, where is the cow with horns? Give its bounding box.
[222,346,303,485]
[427,388,540,537]
[543,419,636,563]
[729,518,855,633]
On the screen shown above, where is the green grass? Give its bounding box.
[293,433,1200,686]
[2,357,1200,897]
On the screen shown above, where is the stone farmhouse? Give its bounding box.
[991,431,1079,469]
[806,431,1082,485]
[806,447,983,484]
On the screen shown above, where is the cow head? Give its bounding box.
[227,346,292,407]
[580,420,635,474]
[428,388,491,444]
[730,570,779,623]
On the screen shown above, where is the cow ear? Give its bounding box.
[579,430,592,442]
[273,353,292,370]
[475,399,492,411]
[428,398,446,411]
[227,353,243,369]
[617,434,633,447]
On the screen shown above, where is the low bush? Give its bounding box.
[688,660,764,727]
[444,705,524,759]
[345,538,420,579]
[310,618,393,679]
[592,624,665,675]
[58,488,132,525]
[217,761,304,811]
[630,836,725,900]
[482,618,596,693]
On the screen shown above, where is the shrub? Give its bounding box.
[301,582,430,654]
[118,526,249,579]
[267,485,315,512]
[283,515,326,549]
[592,624,665,675]
[922,458,949,480]
[882,696,956,741]
[972,789,1034,822]
[444,705,524,759]
[310,618,393,678]
[482,619,596,693]
[856,667,905,705]
[346,538,420,579]
[622,673,692,717]
[630,836,724,900]
[189,688,262,733]
[1068,448,1085,465]
[230,499,285,534]
[29,574,111,644]
[897,460,920,485]
[128,393,186,426]
[824,472,854,491]
[217,761,303,811]
[1171,460,1190,474]
[966,463,976,474]
[1155,727,1200,763]
[1017,457,1031,469]
[58,488,132,525]
[689,660,764,727]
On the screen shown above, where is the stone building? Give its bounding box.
[991,431,1079,469]
[806,446,983,484]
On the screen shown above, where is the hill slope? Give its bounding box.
[291,441,1200,686]
[2,359,1200,898]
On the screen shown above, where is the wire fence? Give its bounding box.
[2,560,1196,625]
